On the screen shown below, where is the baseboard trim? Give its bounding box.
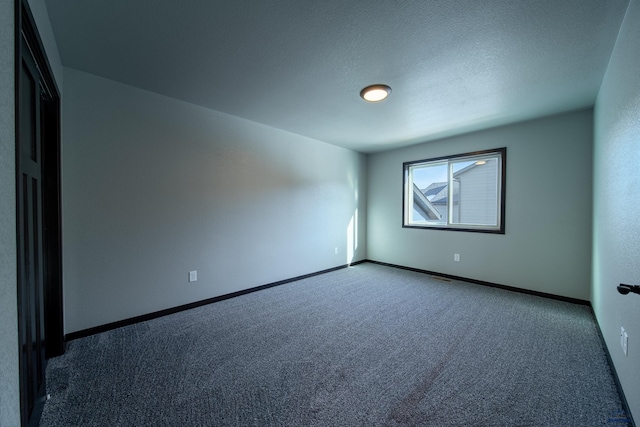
[364,260,590,306]
[363,260,634,423]
[65,260,366,342]
[63,259,632,424]
[588,306,636,427]
[66,258,586,342]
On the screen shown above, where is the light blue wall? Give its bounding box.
[593,0,640,420]
[9,0,638,422]
[0,0,19,424]
[62,68,367,333]
[367,110,593,301]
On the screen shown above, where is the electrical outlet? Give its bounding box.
[621,327,628,356]
[454,254,460,262]
[335,247,338,255]
[189,270,197,282]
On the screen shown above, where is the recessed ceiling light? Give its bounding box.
[360,84,391,102]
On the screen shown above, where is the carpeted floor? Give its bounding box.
[40,263,631,426]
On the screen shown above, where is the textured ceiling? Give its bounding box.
[44,0,629,153]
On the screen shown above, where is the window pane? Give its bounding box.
[451,156,499,226]
[403,147,505,233]
[409,163,448,224]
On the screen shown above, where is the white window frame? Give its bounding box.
[403,148,506,234]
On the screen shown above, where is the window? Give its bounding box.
[403,148,505,233]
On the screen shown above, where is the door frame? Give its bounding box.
[15,1,63,425]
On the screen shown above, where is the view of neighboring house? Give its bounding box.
[413,158,499,226]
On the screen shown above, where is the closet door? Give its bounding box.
[17,32,48,427]
[17,3,63,425]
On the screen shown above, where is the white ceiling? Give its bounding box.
[44,0,630,153]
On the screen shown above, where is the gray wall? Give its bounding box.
[593,0,640,420]
[367,110,593,301]
[62,68,367,333]
[0,0,19,424]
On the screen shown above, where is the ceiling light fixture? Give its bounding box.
[360,84,391,102]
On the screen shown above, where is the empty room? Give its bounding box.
[2,0,639,425]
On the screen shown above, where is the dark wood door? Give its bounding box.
[17,33,48,426]
[17,3,64,420]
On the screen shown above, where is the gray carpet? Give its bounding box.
[40,263,631,426]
